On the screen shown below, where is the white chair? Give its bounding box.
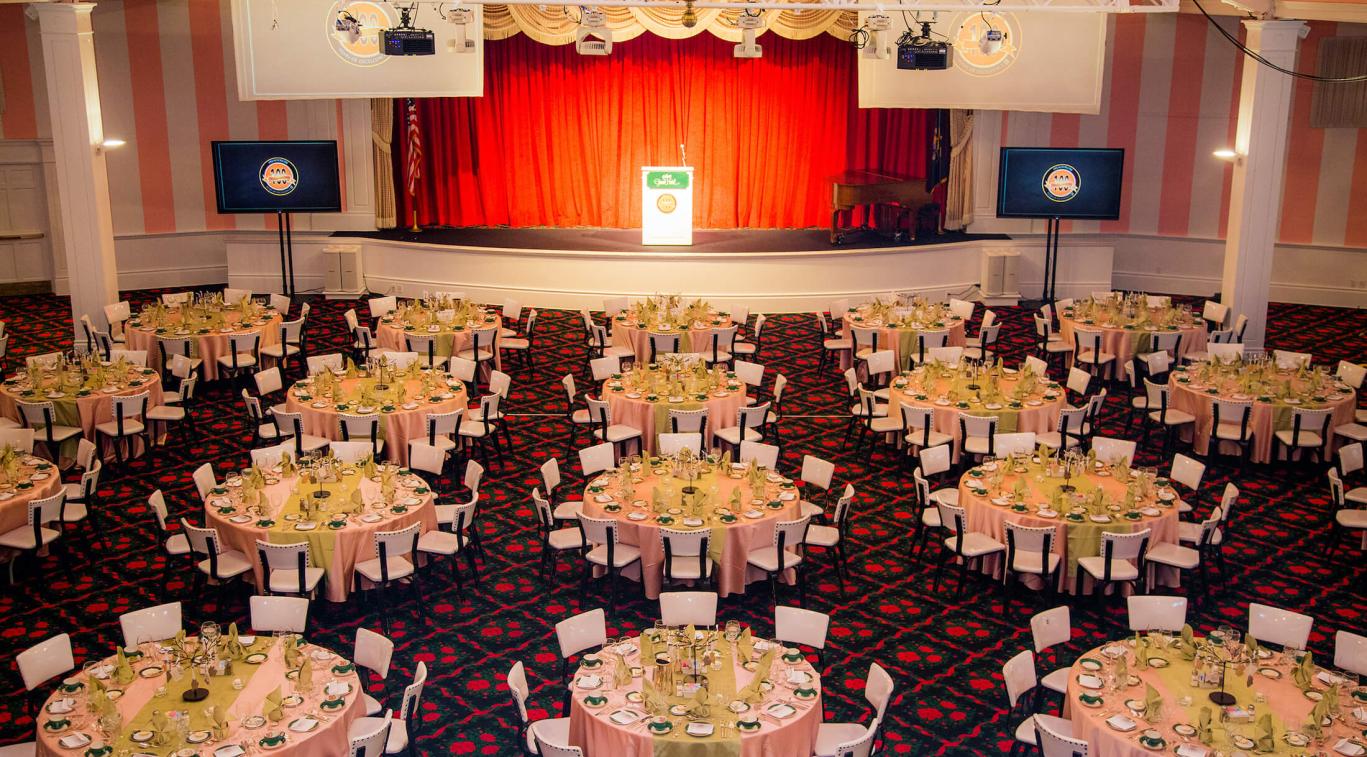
[255,540,325,597]
[147,489,191,570]
[947,297,975,322]
[1169,453,1205,514]
[273,410,330,460]
[745,517,810,605]
[0,492,63,582]
[249,595,309,634]
[535,740,584,757]
[108,349,148,366]
[161,292,191,306]
[409,410,462,474]
[907,450,956,560]
[1036,714,1088,757]
[816,311,853,375]
[1334,630,1366,678]
[555,608,607,681]
[926,346,964,366]
[119,602,183,648]
[1023,354,1051,378]
[659,527,714,589]
[1274,406,1332,464]
[222,288,252,305]
[957,414,999,462]
[1127,595,1187,633]
[1072,330,1116,379]
[813,662,893,757]
[1031,606,1072,696]
[1201,300,1229,331]
[932,502,1005,596]
[798,455,836,521]
[659,591,718,626]
[368,296,397,321]
[348,710,392,757]
[183,521,253,592]
[348,661,427,755]
[192,462,218,500]
[657,432,702,457]
[353,523,423,635]
[1091,437,1137,465]
[307,353,344,375]
[0,427,37,455]
[1004,648,1074,753]
[1273,349,1312,370]
[775,605,830,669]
[585,397,643,459]
[732,360,765,403]
[542,456,584,524]
[1247,603,1313,650]
[994,432,1037,458]
[216,333,260,379]
[1003,522,1060,594]
[508,660,571,754]
[532,488,586,580]
[1075,529,1150,597]
[15,632,74,750]
[1037,407,1087,452]
[738,440,779,468]
[578,515,642,613]
[329,440,376,465]
[17,403,79,460]
[355,628,394,717]
[1207,342,1245,363]
[95,391,150,463]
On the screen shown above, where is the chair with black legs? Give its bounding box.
[1075,529,1151,599]
[577,515,641,615]
[1003,522,1060,601]
[931,501,1004,597]
[352,522,426,635]
[181,520,252,614]
[804,484,855,597]
[745,516,811,608]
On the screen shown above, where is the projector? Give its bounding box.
[383,28,435,56]
[897,39,952,70]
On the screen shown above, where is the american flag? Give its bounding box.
[405,98,423,198]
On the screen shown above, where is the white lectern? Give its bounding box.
[641,166,693,245]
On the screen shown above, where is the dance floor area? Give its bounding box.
[0,290,1362,755]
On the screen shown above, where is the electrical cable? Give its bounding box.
[1192,0,1367,83]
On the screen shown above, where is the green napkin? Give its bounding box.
[225,623,246,660]
[114,647,134,685]
[1255,712,1275,753]
[1144,683,1163,721]
[1306,697,1330,739]
[298,657,313,691]
[264,687,283,722]
[207,705,230,740]
[1245,634,1259,661]
[1197,706,1213,745]
[1292,651,1315,691]
[614,653,631,687]
[150,709,170,746]
[350,488,364,514]
[737,627,754,661]
[1325,683,1341,715]
[1177,625,1197,661]
[362,455,376,478]
[686,685,710,717]
[1134,634,1149,670]
[283,636,301,668]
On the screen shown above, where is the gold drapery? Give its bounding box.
[945,109,974,230]
[480,5,856,44]
[371,98,397,229]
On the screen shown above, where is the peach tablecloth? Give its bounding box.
[839,311,967,371]
[886,371,1065,463]
[284,374,468,466]
[0,458,63,562]
[1168,374,1357,464]
[36,638,363,757]
[126,310,283,381]
[206,468,437,602]
[612,314,737,364]
[0,368,165,464]
[1058,315,1206,378]
[376,312,503,370]
[1064,638,1362,757]
[568,632,821,757]
[957,463,1182,594]
[605,383,749,454]
[581,467,801,599]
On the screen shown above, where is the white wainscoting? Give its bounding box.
[224,234,1115,312]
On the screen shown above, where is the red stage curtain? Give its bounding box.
[397,32,930,229]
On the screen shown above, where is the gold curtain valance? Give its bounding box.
[480,4,857,45]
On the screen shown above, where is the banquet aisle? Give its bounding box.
[0,289,1361,756]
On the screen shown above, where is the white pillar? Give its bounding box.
[35,2,119,346]
[1220,20,1306,352]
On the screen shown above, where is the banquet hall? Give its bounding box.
[0,0,1364,755]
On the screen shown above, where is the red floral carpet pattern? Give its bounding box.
[0,289,1362,755]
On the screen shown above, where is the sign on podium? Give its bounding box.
[641,166,693,245]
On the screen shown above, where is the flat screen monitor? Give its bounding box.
[996,147,1124,220]
[211,140,341,214]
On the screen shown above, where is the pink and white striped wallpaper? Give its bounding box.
[0,4,1361,248]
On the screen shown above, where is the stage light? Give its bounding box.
[96,138,126,154]
[862,13,892,60]
[575,7,612,56]
[682,1,697,28]
[734,10,763,59]
[1212,148,1241,162]
[444,6,477,54]
[334,9,363,44]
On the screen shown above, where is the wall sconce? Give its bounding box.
[96,138,126,154]
[1212,148,1242,164]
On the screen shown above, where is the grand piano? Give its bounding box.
[829,170,940,245]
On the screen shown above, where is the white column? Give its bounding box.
[35,2,119,345]
[1220,20,1306,351]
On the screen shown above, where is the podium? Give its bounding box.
[641,166,693,245]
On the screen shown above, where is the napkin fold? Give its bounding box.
[687,685,710,718]
[207,705,229,740]
[298,658,313,691]
[642,677,667,715]
[350,488,365,514]
[114,647,134,685]
[1177,625,1197,661]
[225,623,246,660]
[613,653,631,689]
[1292,651,1315,691]
[1196,706,1213,745]
[1245,634,1259,661]
[1254,712,1275,753]
[737,628,754,662]
[639,633,654,664]
[1115,655,1128,685]
[150,709,170,746]
[264,687,284,722]
[1144,683,1163,721]
[1306,697,1330,740]
[1135,634,1149,670]
[283,636,301,668]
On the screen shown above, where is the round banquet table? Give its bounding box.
[375,308,503,369]
[611,310,736,364]
[125,306,283,381]
[567,631,821,757]
[205,465,437,602]
[956,459,1183,594]
[0,363,165,464]
[1064,636,1365,757]
[580,466,802,599]
[0,455,63,562]
[839,308,967,371]
[603,375,749,454]
[284,371,469,466]
[1167,367,1358,465]
[1057,309,1206,377]
[885,367,1066,463]
[35,636,363,757]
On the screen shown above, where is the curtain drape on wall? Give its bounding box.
[397,32,932,230]
[371,98,396,228]
[945,109,974,230]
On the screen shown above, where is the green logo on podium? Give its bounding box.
[647,171,690,190]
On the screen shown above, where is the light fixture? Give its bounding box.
[1212,148,1241,163]
[445,6,476,53]
[575,7,611,56]
[96,138,126,154]
[862,13,892,60]
[681,1,697,28]
[734,10,762,59]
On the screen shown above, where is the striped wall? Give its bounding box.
[0,0,351,236]
[1002,13,1367,248]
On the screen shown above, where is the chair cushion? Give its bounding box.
[0,525,59,550]
[799,501,823,520]
[1014,718,1038,746]
[1346,487,1367,506]
[95,419,146,436]
[823,338,853,351]
[1076,556,1139,581]
[35,425,82,442]
[849,403,888,419]
[805,524,840,547]
[921,508,941,527]
[731,343,757,355]
[943,532,1004,558]
[1146,542,1200,570]
[1178,522,1223,545]
[548,528,586,551]
[962,436,993,455]
[1035,432,1079,450]
[745,546,803,572]
[586,543,642,568]
[814,723,867,757]
[260,344,301,359]
[257,423,284,441]
[59,502,89,523]
[1148,409,1196,426]
[1336,509,1367,530]
[1213,422,1251,441]
[868,416,902,434]
[1130,397,1151,410]
[500,338,530,350]
[713,426,762,445]
[1334,423,1367,442]
[362,693,384,717]
[593,425,643,443]
[930,489,959,507]
[528,717,572,753]
[216,354,257,368]
[455,348,495,362]
[354,555,415,583]
[1076,350,1115,364]
[1044,342,1074,354]
[63,482,88,502]
[1273,429,1323,447]
[296,434,331,453]
[905,430,953,449]
[146,406,186,422]
[0,742,35,757]
[165,533,191,556]
[417,530,464,556]
[553,501,583,521]
[569,409,591,425]
[268,567,325,594]
[196,549,253,579]
[1008,550,1061,576]
[1040,667,1070,695]
[665,556,714,581]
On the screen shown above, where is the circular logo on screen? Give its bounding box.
[259,158,300,196]
[952,12,1021,77]
[656,193,678,214]
[1042,164,1080,203]
[327,1,396,67]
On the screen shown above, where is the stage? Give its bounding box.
[226,226,1116,312]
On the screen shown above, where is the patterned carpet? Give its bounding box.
[0,289,1362,755]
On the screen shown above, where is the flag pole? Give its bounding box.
[410,208,420,233]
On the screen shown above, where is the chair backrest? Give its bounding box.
[1002,649,1037,708]
[864,349,895,378]
[0,426,35,453]
[555,608,607,659]
[920,443,951,477]
[1037,715,1090,757]
[800,455,835,491]
[535,740,585,757]
[374,522,421,567]
[1209,342,1244,362]
[254,367,284,396]
[589,355,621,382]
[658,591,718,627]
[1030,606,1070,653]
[737,402,770,431]
[668,407,709,435]
[307,354,344,374]
[1100,528,1150,563]
[193,463,217,500]
[657,433,702,456]
[994,432,1036,458]
[1091,437,1137,465]
[349,710,392,757]
[1004,522,1055,565]
[108,349,148,366]
[851,326,880,353]
[119,601,183,648]
[1169,453,1205,491]
[227,332,259,356]
[249,595,310,634]
[775,605,830,651]
[148,489,171,533]
[1073,329,1104,355]
[16,633,74,692]
[959,413,997,440]
[738,440,779,468]
[1023,355,1050,378]
[948,297,975,321]
[1340,442,1364,477]
[1287,407,1332,445]
[1247,603,1313,650]
[256,539,315,594]
[270,293,292,313]
[112,391,149,420]
[1127,595,1187,632]
[162,292,191,305]
[1335,360,1366,389]
[330,440,375,464]
[354,627,394,680]
[1066,367,1092,397]
[926,346,963,366]
[577,513,620,549]
[578,442,615,476]
[1334,630,1367,677]
[27,352,62,369]
[250,443,291,468]
[339,413,380,443]
[648,331,680,358]
[381,351,417,370]
[368,296,397,319]
[831,718,880,757]
[1273,349,1312,370]
[733,359,765,389]
[1212,399,1252,437]
[1202,300,1229,329]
